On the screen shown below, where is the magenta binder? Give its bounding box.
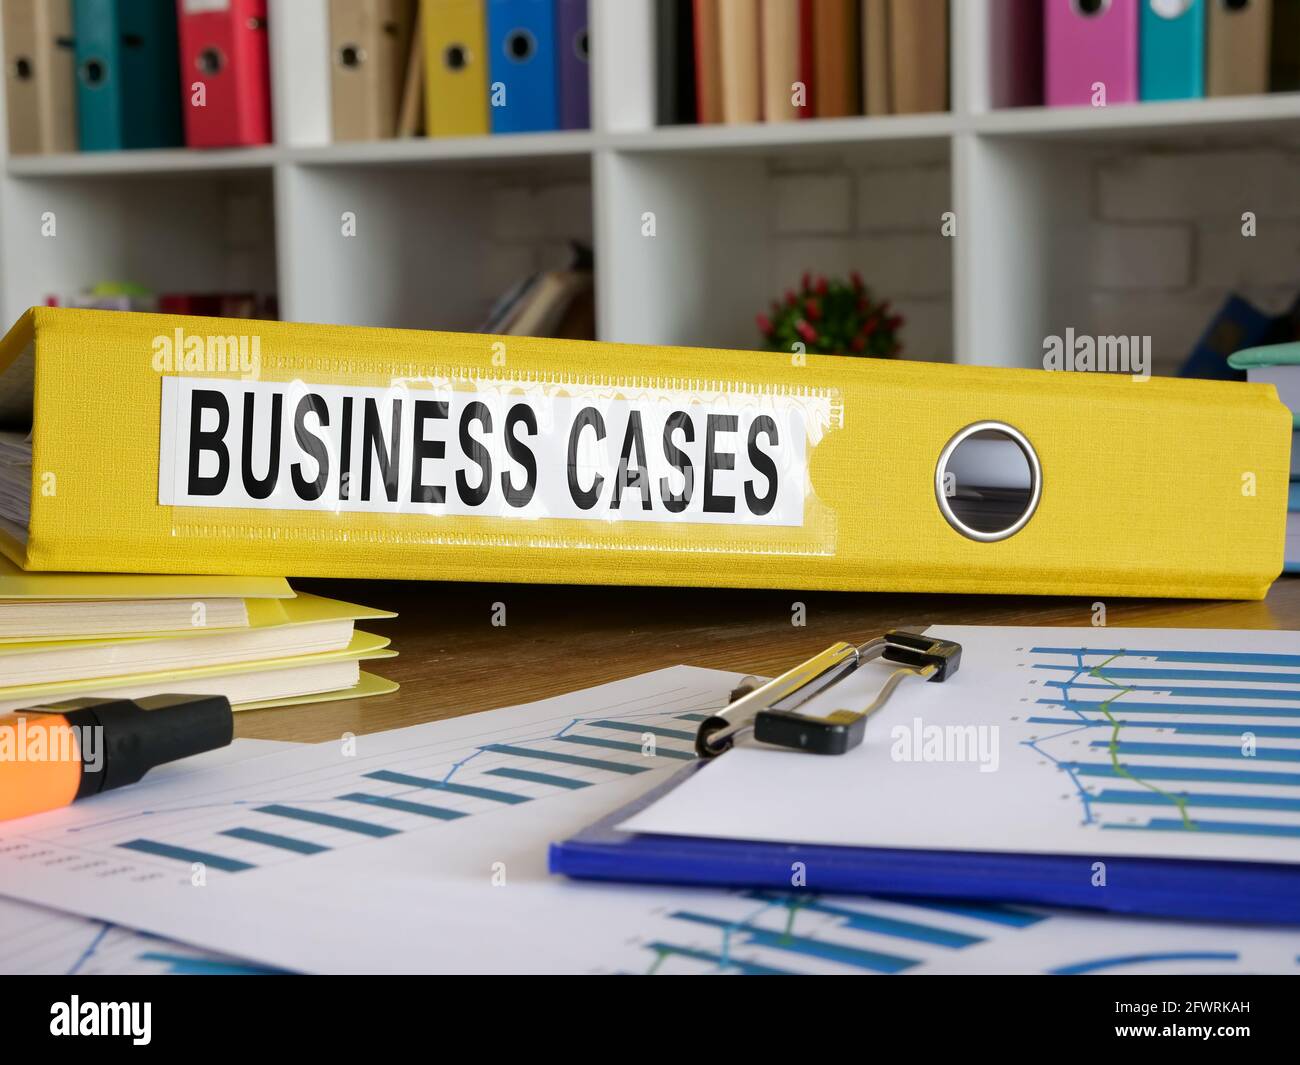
[1044,0,1139,107]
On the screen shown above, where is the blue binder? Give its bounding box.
[73,0,182,151]
[549,762,1300,925]
[1140,0,1206,101]
[487,0,560,133]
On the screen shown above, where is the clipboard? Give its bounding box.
[548,760,1300,925]
[550,630,1300,925]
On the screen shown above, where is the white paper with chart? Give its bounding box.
[621,626,1300,863]
[2,658,1299,974]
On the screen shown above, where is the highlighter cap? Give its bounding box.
[51,694,234,798]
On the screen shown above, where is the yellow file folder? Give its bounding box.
[422,0,489,136]
[0,307,1289,598]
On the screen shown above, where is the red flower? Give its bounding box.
[850,335,866,353]
[800,271,812,293]
[849,270,864,291]
[756,313,773,334]
[803,298,821,321]
[862,315,879,336]
[785,289,798,306]
[855,295,869,313]
[796,319,818,344]
[814,276,829,296]
[885,315,903,331]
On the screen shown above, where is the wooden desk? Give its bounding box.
[234,577,1300,743]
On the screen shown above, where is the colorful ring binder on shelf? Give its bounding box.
[0,306,1288,597]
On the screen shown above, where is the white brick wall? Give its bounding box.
[765,160,954,359]
[1091,145,1300,374]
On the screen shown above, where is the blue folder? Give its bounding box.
[1139,0,1205,102]
[73,0,182,151]
[487,0,560,133]
[549,762,1300,925]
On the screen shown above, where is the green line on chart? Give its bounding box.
[1089,652,1197,831]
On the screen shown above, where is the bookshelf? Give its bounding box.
[0,0,1297,372]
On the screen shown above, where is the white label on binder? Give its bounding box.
[158,376,818,526]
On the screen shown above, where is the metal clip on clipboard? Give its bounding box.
[695,631,962,758]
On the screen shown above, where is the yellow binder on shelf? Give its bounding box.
[422,0,489,136]
[0,306,1288,599]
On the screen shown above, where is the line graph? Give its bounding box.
[1020,642,1300,840]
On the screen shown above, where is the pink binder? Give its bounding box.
[1044,0,1138,108]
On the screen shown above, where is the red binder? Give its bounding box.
[177,0,272,148]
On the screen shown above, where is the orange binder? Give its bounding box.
[693,0,724,123]
[813,0,860,118]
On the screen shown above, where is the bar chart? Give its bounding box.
[1022,643,1300,841]
[630,891,1045,976]
[0,674,719,884]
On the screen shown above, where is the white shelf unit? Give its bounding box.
[0,0,1296,371]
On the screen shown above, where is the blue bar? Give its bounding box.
[644,941,795,976]
[672,912,918,973]
[255,804,400,837]
[1107,818,1300,839]
[1031,646,1300,667]
[337,792,466,821]
[485,766,591,790]
[588,719,698,742]
[743,893,981,948]
[675,713,709,722]
[1063,761,1300,787]
[1050,951,1237,975]
[1035,664,1300,684]
[1029,716,1300,739]
[119,839,254,873]
[1038,699,1300,719]
[220,827,330,855]
[1048,682,1300,702]
[481,743,649,774]
[137,952,283,975]
[364,769,529,805]
[1092,740,1300,763]
[557,734,694,760]
[1090,789,1300,813]
[900,899,1046,928]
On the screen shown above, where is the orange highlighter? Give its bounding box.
[0,694,233,821]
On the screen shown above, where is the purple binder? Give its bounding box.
[557,0,589,130]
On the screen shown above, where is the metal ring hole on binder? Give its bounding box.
[935,421,1042,543]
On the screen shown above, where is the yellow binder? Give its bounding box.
[422,0,489,136]
[0,307,1288,599]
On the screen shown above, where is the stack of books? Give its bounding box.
[1230,342,1300,572]
[0,554,398,713]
